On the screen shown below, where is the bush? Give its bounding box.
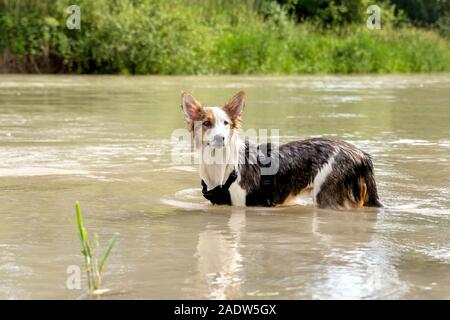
[1,0,450,74]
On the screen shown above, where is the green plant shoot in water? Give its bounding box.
[75,202,119,294]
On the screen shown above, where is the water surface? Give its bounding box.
[0,75,449,299]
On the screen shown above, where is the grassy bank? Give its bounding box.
[1,0,450,74]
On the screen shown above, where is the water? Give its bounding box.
[0,75,449,299]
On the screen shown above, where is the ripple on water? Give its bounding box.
[320,95,363,103]
[151,166,197,173]
[389,139,435,146]
[0,167,89,177]
[417,247,450,263]
[320,113,367,119]
[0,139,171,178]
[161,187,210,211]
[438,140,450,148]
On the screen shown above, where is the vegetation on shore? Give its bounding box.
[1,0,450,74]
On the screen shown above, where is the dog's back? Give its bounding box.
[241,138,383,209]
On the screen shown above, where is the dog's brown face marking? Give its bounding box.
[199,108,216,140]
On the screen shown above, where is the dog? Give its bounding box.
[181,91,383,209]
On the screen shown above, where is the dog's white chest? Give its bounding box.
[229,182,247,207]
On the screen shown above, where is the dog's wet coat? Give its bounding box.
[181,91,382,209]
[239,138,382,208]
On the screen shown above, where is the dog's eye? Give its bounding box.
[202,121,211,128]
[224,121,229,126]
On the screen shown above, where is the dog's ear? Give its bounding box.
[223,91,245,127]
[181,91,202,124]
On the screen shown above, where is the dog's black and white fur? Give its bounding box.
[181,91,382,209]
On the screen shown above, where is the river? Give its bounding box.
[0,75,449,299]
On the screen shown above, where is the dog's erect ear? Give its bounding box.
[222,91,245,126]
[181,91,202,123]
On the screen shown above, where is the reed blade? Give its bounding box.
[99,233,119,276]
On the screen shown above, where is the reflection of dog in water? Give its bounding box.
[181,91,383,209]
[184,210,245,299]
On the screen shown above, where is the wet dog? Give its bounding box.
[181,91,382,209]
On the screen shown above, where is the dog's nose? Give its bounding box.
[214,134,225,144]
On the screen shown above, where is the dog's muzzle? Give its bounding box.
[207,134,225,148]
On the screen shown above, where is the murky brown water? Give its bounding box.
[0,75,449,299]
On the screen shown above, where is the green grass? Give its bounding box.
[1,0,450,74]
[75,202,118,295]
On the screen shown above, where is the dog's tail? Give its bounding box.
[349,155,383,208]
[364,174,383,208]
[359,156,383,208]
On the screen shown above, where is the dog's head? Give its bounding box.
[181,91,245,149]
